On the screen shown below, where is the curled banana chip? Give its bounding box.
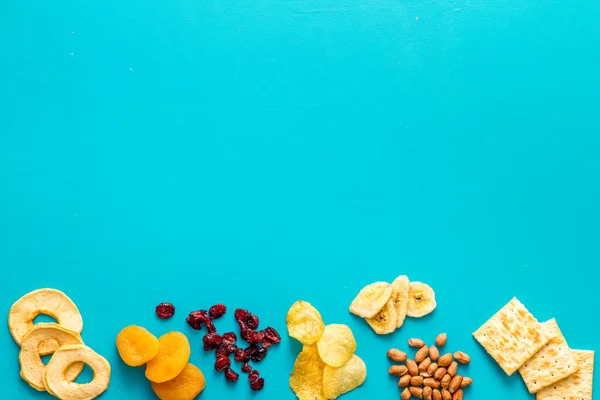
[349,282,392,319]
[406,282,437,318]
[18,323,84,391]
[390,275,410,328]
[44,344,111,400]
[366,299,397,335]
[9,288,83,355]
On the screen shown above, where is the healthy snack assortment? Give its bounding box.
[186,303,281,391]
[287,300,367,399]
[474,297,595,398]
[8,289,111,399]
[388,333,472,400]
[116,325,205,399]
[349,275,436,334]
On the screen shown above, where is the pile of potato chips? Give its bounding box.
[349,275,437,334]
[8,289,111,399]
[287,301,367,399]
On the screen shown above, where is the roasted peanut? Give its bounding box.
[435,333,447,347]
[388,348,407,362]
[409,338,426,348]
[389,365,408,376]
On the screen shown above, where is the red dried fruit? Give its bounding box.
[245,313,259,329]
[251,347,268,362]
[225,344,237,354]
[186,316,202,330]
[248,370,260,383]
[214,356,231,371]
[156,303,175,319]
[205,319,216,333]
[187,310,209,330]
[209,304,227,319]
[203,333,223,350]
[222,332,237,346]
[234,348,247,362]
[215,346,229,359]
[241,363,252,373]
[234,309,248,321]
[252,330,265,344]
[263,327,280,344]
[250,377,264,391]
[240,327,253,343]
[225,368,239,382]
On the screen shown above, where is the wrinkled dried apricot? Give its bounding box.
[116,325,160,367]
[146,331,191,383]
[151,363,206,400]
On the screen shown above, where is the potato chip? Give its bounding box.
[317,324,356,367]
[44,344,111,400]
[286,301,325,345]
[323,354,367,399]
[349,282,392,319]
[289,345,327,400]
[9,288,83,355]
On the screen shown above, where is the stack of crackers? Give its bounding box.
[473,297,594,399]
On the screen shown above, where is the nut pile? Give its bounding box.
[388,333,472,400]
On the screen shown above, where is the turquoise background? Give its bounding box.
[1,0,599,398]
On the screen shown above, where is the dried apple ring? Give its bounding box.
[9,288,83,355]
[19,323,84,391]
[44,344,111,400]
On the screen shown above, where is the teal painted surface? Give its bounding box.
[1,0,599,398]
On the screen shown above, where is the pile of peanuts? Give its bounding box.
[387,333,472,400]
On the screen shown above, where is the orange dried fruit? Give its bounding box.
[116,325,160,367]
[151,363,206,400]
[146,332,191,383]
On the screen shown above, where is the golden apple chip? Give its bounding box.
[9,288,83,355]
[19,323,84,391]
[317,324,356,367]
[289,345,327,400]
[323,354,367,399]
[44,344,111,400]
[286,301,325,345]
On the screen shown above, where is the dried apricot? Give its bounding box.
[146,332,191,383]
[116,325,160,367]
[151,363,206,400]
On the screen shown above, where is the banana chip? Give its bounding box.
[286,301,325,345]
[317,324,356,367]
[19,323,84,391]
[407,282,437,318]
[323,354,367,399]
[390,275,410,328]
[9,288,83,355]
[44,344,111,400]
[289,345,327,400]
[365,299,397,335]
[349,282,392,319]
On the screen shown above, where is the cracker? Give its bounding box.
[536,350,594,400]
[473,297,549,376]
[519,319,578,393]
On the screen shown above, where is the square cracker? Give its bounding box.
[473,297,549,376]
[519,319,579,393]
[536,350,594,400]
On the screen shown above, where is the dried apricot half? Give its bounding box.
[145,332,191,383]
[116,325,160,367]
[151,363,206,400]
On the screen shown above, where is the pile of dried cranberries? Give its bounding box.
[181,304,281,391]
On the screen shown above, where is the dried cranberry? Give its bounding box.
[215,346,229,359]
[251,347,268,362]
[155,303,175,319]
[186,316,202,330]
[250,377,264,391]
[263,327,281,344]
[203,333,223,350]
[225,368,239,382]
[251,330,265,344]
[234,348,247,362]
[241,363,252,373]
[240,327,253,343]
[215,356,231,371]
[205,319,216,333]
[209,304,227,319]
[187,310,210,330]
[234,308,248,321]
[222,332,237,346]
[245,313,259,329]
[248,370,260,383]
